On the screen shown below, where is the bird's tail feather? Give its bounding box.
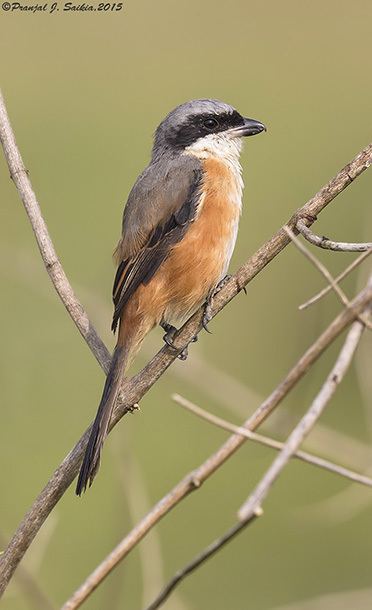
[76,343,130,495]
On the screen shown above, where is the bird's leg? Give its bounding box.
[202,275,231,332]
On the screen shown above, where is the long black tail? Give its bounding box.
[76,344,129,495]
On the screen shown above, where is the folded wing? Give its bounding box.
[112,156,203,332]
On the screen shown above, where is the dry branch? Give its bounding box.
[61,279,372,610]
[172,393,372,488]
[146,313,368,610]
[299,249,372,310]
[0,87,371,597]
[296,218,372,252]
[284,226,372,330]
[0,92,111,373]
[239,314,368,520]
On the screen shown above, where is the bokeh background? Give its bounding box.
[1,1,372,608]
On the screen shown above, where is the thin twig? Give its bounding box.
[143,333,372,473]
[284,226,372,330]
[0,92,111,373]
[285,227,352,307]
[172,393,372,488]
[146,314,368,610]
[296,218,372,252]
[143,510,262,610]
[1,87,371,595]
[299,249,372,310]
[238,315,367,521]
[61,280,372,610]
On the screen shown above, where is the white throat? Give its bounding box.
[185,132,242,163]
[184,132,244,205]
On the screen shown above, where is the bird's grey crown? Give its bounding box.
[159,99,236,127]
[152,99,241,160]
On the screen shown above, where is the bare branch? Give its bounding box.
[142,335,372,474]
[238,313,368,521]
[284,226,372,330]
[143,510,262,610]
[172,393,372,488]
[148,312,369,610]
[285,226,351,307]
[299,249,372,310]
[0,87,371,596]
[61,281,372,610]
[0,91,111,373]
[296,218,372,252]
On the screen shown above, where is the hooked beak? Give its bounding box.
[230,117,266,138]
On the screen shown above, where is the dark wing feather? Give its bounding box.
[111,158,203,332]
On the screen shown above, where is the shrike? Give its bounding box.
[76,98,265,495]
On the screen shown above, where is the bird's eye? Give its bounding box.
[203,118,219,130]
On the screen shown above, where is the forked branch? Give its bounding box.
[296,218,372,251]
[238,311,369,520]
[171,393,372,488]
[299,249,372,310]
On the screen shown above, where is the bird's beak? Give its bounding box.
[229,117,267,138]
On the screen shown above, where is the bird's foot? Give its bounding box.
[202,275,231,332]
[160,321,197,361]
[160,321,176,338]
[161,322,178,350]
[215,274,232,294]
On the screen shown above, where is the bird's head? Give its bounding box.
[152,99,266,161]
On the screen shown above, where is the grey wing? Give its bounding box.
[111,156,203,332]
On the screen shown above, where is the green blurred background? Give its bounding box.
[1,1,372,608]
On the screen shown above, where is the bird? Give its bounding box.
[76,98,266,495]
